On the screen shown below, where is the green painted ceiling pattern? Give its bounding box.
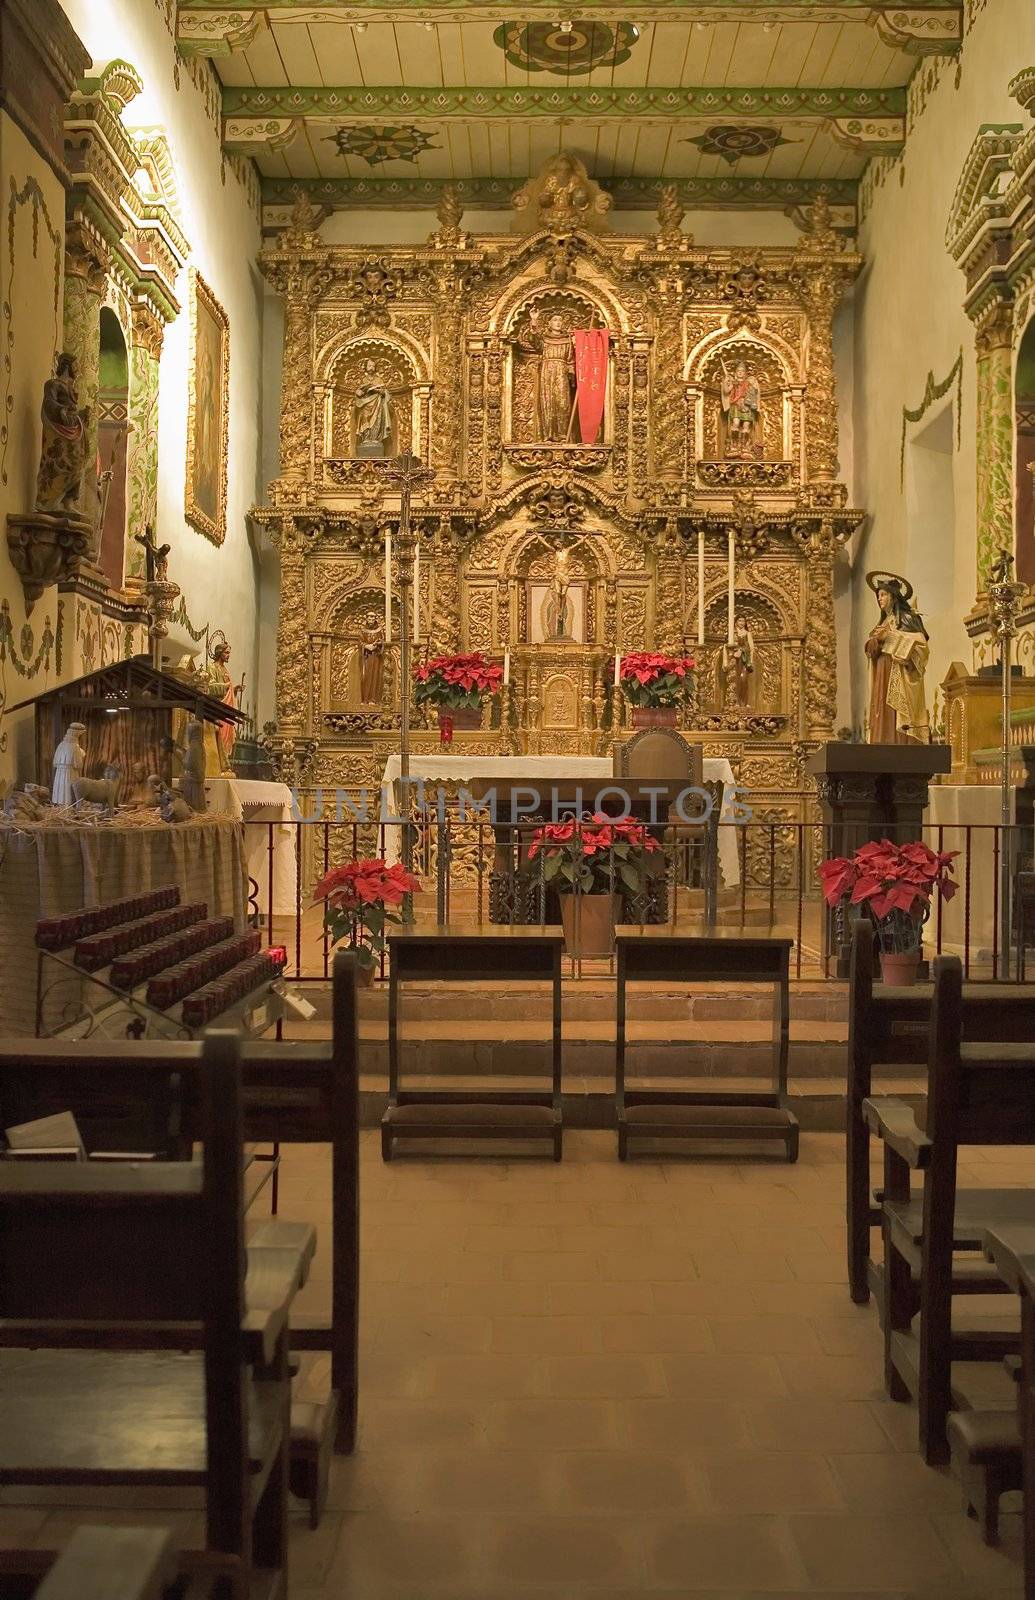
[183,3,963,214]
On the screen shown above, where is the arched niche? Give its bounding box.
[1016,316,1035,586]
[321,337,420,460]
[323,587,400,714]
[97,306,129,589]
[510,531,607,645]
[690,337,794,464]
[698,589,788,716]
[504,289,611,446]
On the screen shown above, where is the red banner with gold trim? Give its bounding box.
[572,326,610,445]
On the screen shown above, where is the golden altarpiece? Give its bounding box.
[253,161,863,889]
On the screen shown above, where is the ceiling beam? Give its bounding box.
[261,173,860,211]
[223,84,906,120]
[181,0,960,13]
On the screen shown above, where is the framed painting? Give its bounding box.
[185,270,229,545]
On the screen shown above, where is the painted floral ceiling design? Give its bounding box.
[324,124,440,165]
[684,125,794,165]
[493,20,641,76]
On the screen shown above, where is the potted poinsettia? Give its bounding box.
[818,839,958,985]
[414,652,504,744]
[314,858,422,984]
[618,652,695,728]
[527,812,662,957]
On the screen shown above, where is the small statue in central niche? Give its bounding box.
[513,311,575,442]
[542,548,574,640]
[352,359,398,458]
[719,358,763,460]
[359,612,385,705]
[721,615,756,707]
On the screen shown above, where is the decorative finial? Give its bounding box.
[433,182,465,246]
[655,183,689,247]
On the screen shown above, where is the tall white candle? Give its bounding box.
[384,528,392,643]
[727,530,735,645]
[413,538,420,643]
[503,649,510,685]
[697,532,705,647]
[614,651,621,687]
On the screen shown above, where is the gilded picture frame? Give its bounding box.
[185,269,229,546]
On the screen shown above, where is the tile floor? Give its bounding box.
[4,1130,1031,1597]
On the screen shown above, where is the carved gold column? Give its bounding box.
[973,300,1015,595]
[629,337,652,497]
[62,224,110,540]
[654,526,684,652]
[263,249,333,493]
[431,266,466,480]
[430,520,461,653]
[272,517,311,738]
[125,300,165,584]
[651,286,684,482]
[791,251,855,485]
[803,528,837,740]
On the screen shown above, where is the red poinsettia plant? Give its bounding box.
[619,652,695,709]
[528,813,661,897]
[314,858,422,973]
[818,839,958,953]
[414,652,504,711]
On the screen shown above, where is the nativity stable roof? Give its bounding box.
[12,656,247,726]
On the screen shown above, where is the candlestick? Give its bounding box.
[726,530,735,645]
[413,538,420,643]
[614,651,621,687]
[503,648,510,685]
[384,527,392,643]
[697,532,705,646]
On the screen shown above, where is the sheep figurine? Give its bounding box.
[72,764,121,816]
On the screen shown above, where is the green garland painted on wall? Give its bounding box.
[899,350,963,485]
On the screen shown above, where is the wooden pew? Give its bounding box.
[35,1528,176,1600]
[616,929,798,1162]
[866,955,1035,1463]
[0,952,361,1513]
[0,1031,295,1593]
[382,927,564,1161]
[846,920,1035,1305]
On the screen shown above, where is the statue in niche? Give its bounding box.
[35,354,89,516]
[719,358,763,460]
[359,612,386,704]
[864,571,931,745]
[721,615,756,707]
[351,359,399,458]
[513,311,575,442]
[541,549,574,640]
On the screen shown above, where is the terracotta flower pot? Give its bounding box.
[559,893,619,958]
[438,705,482,744]
[879,948,921,986]
[630,706,678,729]
[355,962,376,988]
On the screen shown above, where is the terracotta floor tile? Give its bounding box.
[776,1351,885,1399]
[547,1280,655,1316]
[617,1397,754,1453]
[702,1452,844,1513]
[556,1451,704,1513]
[541,1353,667,1398]
[491,1315,601,1354]
[485,1397,622,1452]
[410,1451,557,1512]
[325,1512,480,1590]
[600,1312,712,1353]
[661,1352,788,1398]
[745,1398,898,1453]
[650,1280,759,1315]
[788,1512,960,1590]
[706,1314,823,1355]
[646,1514,807,1589]
[482,1517,645,1587]
[829,1453,963,1512]
[420,1353,544,1399]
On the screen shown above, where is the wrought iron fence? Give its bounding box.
[242,810,1035,985]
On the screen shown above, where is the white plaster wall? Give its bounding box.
[57,0,266,726]
[851,0,1035,731]
[0,114,70,784]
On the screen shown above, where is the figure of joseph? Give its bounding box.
[864,573,930,744]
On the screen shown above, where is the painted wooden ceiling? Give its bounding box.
[178,3,963,211]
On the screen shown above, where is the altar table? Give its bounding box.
[0,817,248,1036]
[206,777,298,917]
[379,754,740,888]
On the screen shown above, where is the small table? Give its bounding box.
[205,778,298,918]
[383,926,564,1160]
[615,928,798,1161]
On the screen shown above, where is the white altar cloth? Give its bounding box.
[379,754,740,887]
[206,778,297,916]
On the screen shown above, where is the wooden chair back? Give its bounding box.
[0,1033,251,1554]
[613,728,701,785]
[846,921,1035,1304]
[917,957,1035,1459]
[0,1045,188,1159]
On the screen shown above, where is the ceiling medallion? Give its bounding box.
[684,125,793,165]
[324,125,439,166]
[493,20,640,76]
